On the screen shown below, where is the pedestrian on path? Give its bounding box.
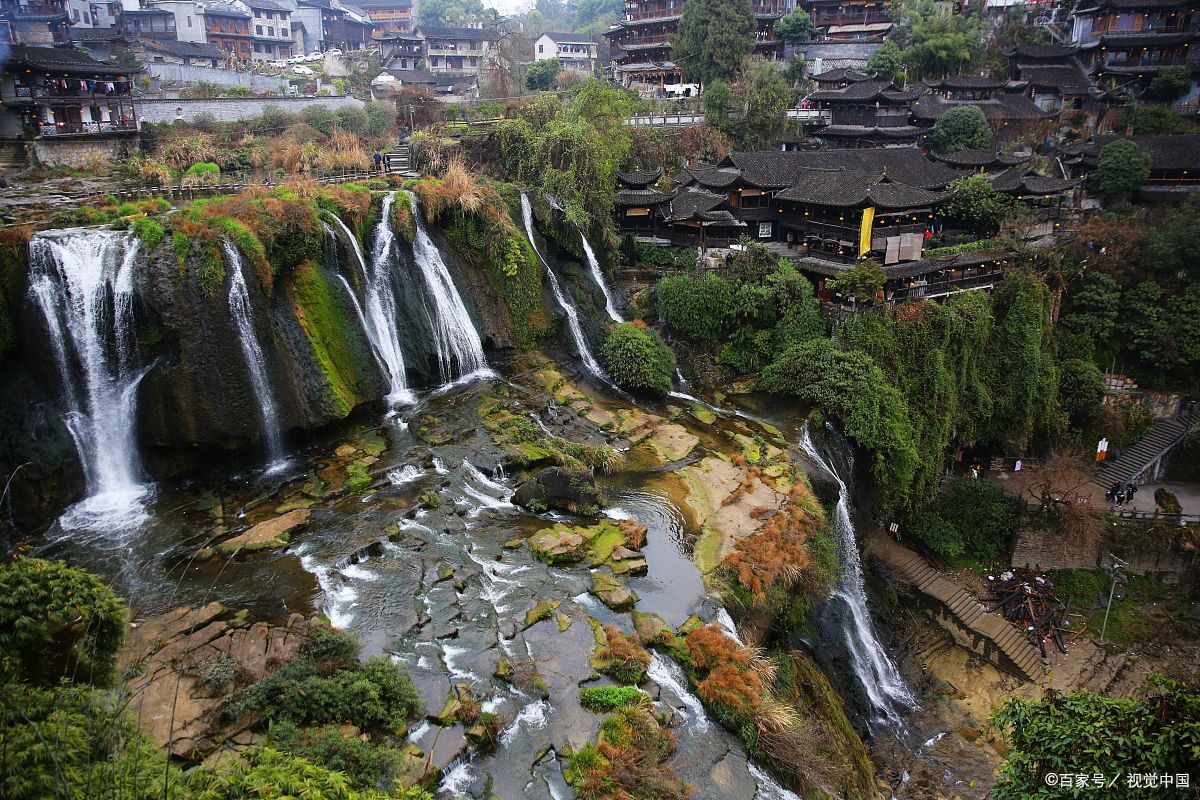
[373,151,383,173]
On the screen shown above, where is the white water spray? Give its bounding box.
[579,231,621,321]
[29,229,151,531]
[365,193,415,406]
[799,425,915,725]
[224,241,286,471]
[519,193,606,381]
[405,191,489,385]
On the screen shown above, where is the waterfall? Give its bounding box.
[799,424,915,727]
[579,231,621,322]
[364,193,415,407]
[519,193,606,381]
[405,191,490,386]
[28,228,150,531]
[224,240,286,470]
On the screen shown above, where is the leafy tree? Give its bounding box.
[703,78,734,134]
[907,478,1021,560]
[184,747,429,799]
[1092,139,1150,202]
[992,678,1200,800]
[335,106,369,135]
[760,338,919,510]
[735,58,794,150]
[1146,67,1192,103]
[785,56,806,86]
[418,0,485,26]
[1166,284,1200,369]
[827,260,884,302]
[942,173,1014,235]
[1119,280,1171,367]
[496,81,635,226]
[673,0,755,86]
[890,0,985,78]
[774,9,813,43]
[657,272,736,342]
[0,557,126,686]
[1060,272,1121,346]
[574,0,623,26]
[929,105,992,154]
[1142,192,1200,285]
[1056,358,1105,428]
[525,57,561,90]
[867,40,905,85]
[1118,103,1188,135]
[601,323,677,395]
[364,101,398,136]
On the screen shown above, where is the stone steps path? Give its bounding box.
[870,534,1044,681]
[1095,405,1200,488]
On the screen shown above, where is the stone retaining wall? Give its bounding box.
[1011,519,1200,583]
[32,135,136,168]
[135,95,364,125]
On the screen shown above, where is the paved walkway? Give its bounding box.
[868,533,1043,681]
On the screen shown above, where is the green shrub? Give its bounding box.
[907,478,1021,561]
[0,557,126,686]
[580,685,648,711]
[224,631,421,734]
[183,161,221,186]
[1049,569,1108,608]
[657,272,735,341]
[601,323,676,395]
[131,217,166,249]
[267,722,411,792]
[172,230,192,262]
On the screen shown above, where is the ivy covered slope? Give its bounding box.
[129,184,386,459]
[0,556,433,800]
[413,161,549,352]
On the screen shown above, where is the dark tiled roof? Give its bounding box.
[617,167,662,187]
[989,167,1079,194]
[418,25,498,40]
[666,187,726,220]
[1100,31,1196,48]
[69,27,125,41]
[809,78,898,101]
[811,67,871,83]
[720,147,963,189]
[0,43,136,75]
[931,147,1032,167]
[683,164,744,189]
[815,125,924,139]
[696,210,745,225]
[141,39,225,60]
[617,188,672,205]
[1076,0,1188,11]
[1007,42,1080,60]
[245,0,290,9]
[912,92,1050,122]
[540,31,598,42]
[775,169,949,209]
[1080,134,1200,171]
[926,75,1008,90]
[388,68,435,82]
[1017,63,1093,92]
[124,8,174,14]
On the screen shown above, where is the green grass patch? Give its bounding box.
[580,685,647,712]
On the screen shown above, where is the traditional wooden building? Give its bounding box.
[0,0,70,45]
[914,75,1054,144]
[1069,0,1200,92]
[203,1,253,60]
[798,0,891,41]
[359,0,411,36]
[805,75,923,147]
[0,43,138,137]
[603,0,784,93]
[1061,133,1200,200]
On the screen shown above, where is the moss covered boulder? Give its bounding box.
[590,572,638,611]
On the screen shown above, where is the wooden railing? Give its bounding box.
[39,120,138,136]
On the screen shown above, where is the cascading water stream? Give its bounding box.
[799,424,915,727]
[578,231,621,322]
[519,193,606,381]
[29,229,150,531]
[364,193,416,407]
[224,240,286,471]
[405,191,490,386]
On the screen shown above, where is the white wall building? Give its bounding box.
[533,31,597,73]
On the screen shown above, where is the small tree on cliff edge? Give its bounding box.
[1092,139,1150,204]
[673,0,755,87]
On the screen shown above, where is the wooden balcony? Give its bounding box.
[15,85,133,101]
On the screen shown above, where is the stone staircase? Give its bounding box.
[872,536,1044,680]
[0,140,28,168]
[1095,404,1200,488]
[385,143,416,176]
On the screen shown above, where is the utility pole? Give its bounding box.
[1098,553,1128,645]
[408,103,415,133]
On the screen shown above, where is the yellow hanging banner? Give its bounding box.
[859,206,875,257]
